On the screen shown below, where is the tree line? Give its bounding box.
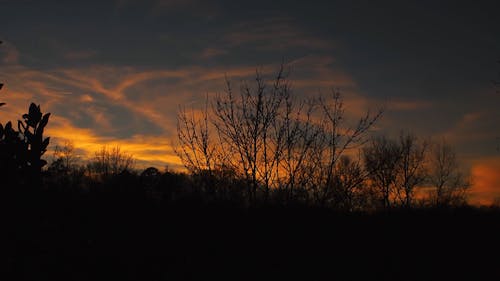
[175,66,470,210]
[0,65,471,211]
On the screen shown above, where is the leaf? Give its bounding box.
[27,103,42,127]
[25,130,34,142]
[42,137,50,150]
[17,120,26,132]
[28,103,38,115]
[39,113,50,129]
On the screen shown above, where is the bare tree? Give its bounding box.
[176,65,381,206]
[47,140,86,190]
[395,133,428,208]
[51,140,79,173]
[175,68,292,203]
[87,146,135,180]
[427,139,470,207]
[363,136,401,209]
[329,155,368,211]
[272,94,320,202]
[314,91,382,206]
[212,68,289,202]
[175,96,223,197]
[175,95,218,176]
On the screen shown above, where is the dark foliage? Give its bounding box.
[3,183,500,281]
[0,102,50,189]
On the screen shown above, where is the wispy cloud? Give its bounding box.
[224,18,334,51]
[440,111,496,146]
[1,56,363,169]
[64,50,98,60]
[0,41,20,64]
[115,0,219,19]
[198,48,227,59]
[386,99,433,111]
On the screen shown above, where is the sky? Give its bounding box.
[1,0,499,204]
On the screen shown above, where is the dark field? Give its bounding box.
[3,188,500,281]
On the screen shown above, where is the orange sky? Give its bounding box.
[470,157,500,205]
[1,61,499,205]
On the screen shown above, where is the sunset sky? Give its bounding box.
[1,0,499,204]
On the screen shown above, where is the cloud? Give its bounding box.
[439,111,498,150]
[198,48,227,59]
[0,41,20,64]
[80,94,94,103]
[386,99,433,111]
[223,18,334,51]
[290,55,354,88]
[47,115,182,169]
[152,0,198,9]
[64,50,98,60]
[115,0,218,19]
[1,52,367,169]
[470,157,500,205]
[0,64,238,167]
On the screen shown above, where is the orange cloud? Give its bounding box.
[470,157,500,205]
[198,48,228,59]
[47,116,182,169]
[0,41,20,64]
[1,55,368,171]
[387,99,433,111]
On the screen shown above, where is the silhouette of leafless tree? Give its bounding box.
[363,136,401,209]
[427,139,470,207]
[395,133,428,208]
[176,65,382,206]
[87,146,135,180]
